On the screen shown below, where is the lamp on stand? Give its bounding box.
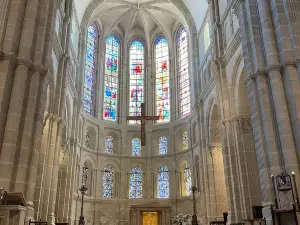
[79,162,88,225]
[191,186,198,225]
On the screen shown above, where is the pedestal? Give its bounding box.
[0,205,26,225]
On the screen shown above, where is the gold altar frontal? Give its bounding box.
[142,212,158,225]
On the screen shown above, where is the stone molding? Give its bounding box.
[237,118,252,134]
[222,29,241,64]
[199,75,216,102]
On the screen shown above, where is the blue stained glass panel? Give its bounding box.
[129,40,144,124]
[105,136,114,154]
[129,167,142,198]
[177,27,191,118]
[156,37,170,123]
[158,165,169,198]
[103,165,114,198]
[83,24,98,116]
[104,35,119,121]
[159,137,167,155]
[184,162,192,196]
[132,138,141,156]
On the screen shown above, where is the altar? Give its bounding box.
[129,205,171,225]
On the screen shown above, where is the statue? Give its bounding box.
[0,188,7,205]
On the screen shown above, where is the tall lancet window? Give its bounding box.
[103,165,114,198]
[184,162,192,196]
[129,40,145,124]
[83,24,98,116]
[129,167,143,198]
[104,35,119,121]
[105,136,114,154]
[159,137,167,155]
[158,165,169,198]
[132,138,141,156]
[155,37,170,122]
[177,27,191,118]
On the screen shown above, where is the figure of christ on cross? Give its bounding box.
[127,103,159,146]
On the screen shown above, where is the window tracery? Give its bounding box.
[183,162,192,196]
[183,131,188,150]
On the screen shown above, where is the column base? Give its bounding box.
[47,213,56,225]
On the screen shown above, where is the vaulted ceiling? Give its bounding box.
[74,0,208,34]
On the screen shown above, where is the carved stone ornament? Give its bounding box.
[209,146,222,157]
[85,130,90,148]
[238,118,252,134]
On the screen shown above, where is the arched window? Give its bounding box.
[155,37,170,122]
[204,23,211,52]
[104,35,119,121]
[129,167,142,198]
[132,138,141,156]
[105,136,114,154]
[183,162,192,196]
[83,24,98,116]
[129,40,145,124]
[158,165,169,198]
[159,137,167,155]
[103,165,114,198]
[177,27,191,118]
[183,131,188,150]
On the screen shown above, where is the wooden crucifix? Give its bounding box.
[127,103,159,146]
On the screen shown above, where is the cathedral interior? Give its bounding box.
[0,0,300,225]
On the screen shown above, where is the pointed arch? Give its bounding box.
[155,36,170,123]
[177,26,191,118]
[83,24,98,116]
[103,34,119,121]
[129,40,145,124]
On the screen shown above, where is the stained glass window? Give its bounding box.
[158,165,169,198]
[105,136,114,154]
[184,162,192,196]
[159,137,167,155]
[177,27,191,118]
[132,138,141,156]
[183,131,188,150]
[82,162,88,186]
[129,167,142,198]
[129,40,144,124]
[83,24,98,116]
[103,165,114,198]
[155,37,170,122]
[104,35,119,121]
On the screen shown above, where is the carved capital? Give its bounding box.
[238,118,252,134]
[209,145,222,157]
